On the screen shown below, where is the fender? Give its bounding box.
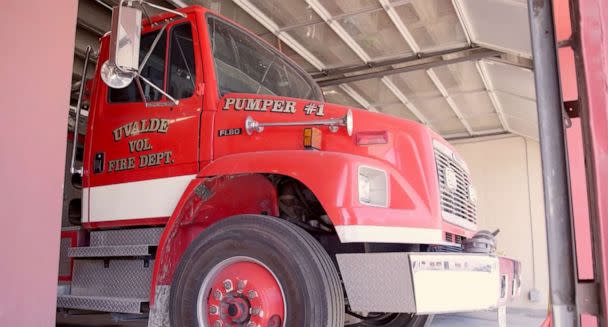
[149,173,278,307]
[148,150,440,321]
[198,150,435,229]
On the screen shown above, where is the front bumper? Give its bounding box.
[337,252,520,314]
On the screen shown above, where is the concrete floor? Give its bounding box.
[57,308,547,327]
[431,309,547,327]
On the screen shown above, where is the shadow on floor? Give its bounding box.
[57,308,547,327]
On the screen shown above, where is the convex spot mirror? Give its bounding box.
[101,5,142,89]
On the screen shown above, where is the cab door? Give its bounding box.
[85,19,204,226]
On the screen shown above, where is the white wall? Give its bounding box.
[452,136,549,309]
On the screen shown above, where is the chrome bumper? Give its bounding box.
[337,252,520,314]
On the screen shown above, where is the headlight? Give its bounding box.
[358,166,388,207]
[444,167,458,192]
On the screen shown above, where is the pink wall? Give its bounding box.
[0,0,77,326]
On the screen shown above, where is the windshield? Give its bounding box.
[207,15,322,101]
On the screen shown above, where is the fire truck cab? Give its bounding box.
[57,2,521,327]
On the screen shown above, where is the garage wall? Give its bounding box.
[452,136,549,309]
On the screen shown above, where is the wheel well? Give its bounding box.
[265,174,335,234]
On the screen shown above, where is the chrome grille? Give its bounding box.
[434,142,477,229]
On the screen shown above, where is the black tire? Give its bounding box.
[169,214,344,327]
[350,313,433,327]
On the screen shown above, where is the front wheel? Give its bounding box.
[170,215,344,327]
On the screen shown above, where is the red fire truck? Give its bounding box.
[57,2,520,326]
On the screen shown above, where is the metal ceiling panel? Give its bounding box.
[412,96,458,124]
[456,0,532,57]
[318,0,381,16]
[431,61,484,93]
[376,103,420,122]
[393,0,467,52]
[505,116,539,140]
[389,69,441,99]
[248,0,322,28]
[465,113,503,131]
[481,60,536,100]
[196,0,270,34]
[432,117,467,135]
[288,21,363,67]
[451,92,496,117]
[337,10,413,59]
[322,86,361,107]
[348,78,400,106]
[496,92,538,122]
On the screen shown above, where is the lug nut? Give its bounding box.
[250,307,264,317]
[223,279,233,292]
[209,305,219,315]
[237,280,247,291]
[213,289,223,300]
[247,290,258,300]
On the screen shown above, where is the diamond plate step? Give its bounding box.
[57,295,147,314]
[68,245,154,258]
[90,227,164,247]
[71,259,153,298]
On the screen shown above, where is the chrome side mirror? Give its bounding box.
[101,4,142,88]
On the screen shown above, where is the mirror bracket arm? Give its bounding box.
[137,73,180,106]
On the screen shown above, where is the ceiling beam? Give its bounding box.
[426,68,474,136]
[475,60,509,132]
[378,0,420,53]
[444,129,508,141]
[451,0,473,45]
[306,0,371,63]
[311,45,474,79]
[316,48,501,87]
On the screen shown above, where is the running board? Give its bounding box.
[68,245,154,258]
[57,295,148,314]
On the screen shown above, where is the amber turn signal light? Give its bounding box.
[304,127,322,150]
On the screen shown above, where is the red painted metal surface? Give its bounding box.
[566,119,594,281]
[84,14,206,189]
[151,174,279,302]
[577,0,608,322]
[81,217,168,230]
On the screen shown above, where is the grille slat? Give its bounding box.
[434,145,477,229]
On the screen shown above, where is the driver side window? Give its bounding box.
[108,22,196,103]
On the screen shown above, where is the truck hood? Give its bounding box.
[213,93,462,214]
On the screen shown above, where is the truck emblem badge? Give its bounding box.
[218,128,242,137]
[303,103,325,116]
